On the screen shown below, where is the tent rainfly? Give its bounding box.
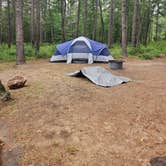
[50,36,113,64]
[67,66,131,87]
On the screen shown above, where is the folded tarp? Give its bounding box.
[67,66,131,87]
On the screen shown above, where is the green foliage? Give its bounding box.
[111,40,166,59]
[109,44,122,58]
[0,43,55,62]
[38,43,55,58]
[0,44,16,62]
[1,0,166,46]
[24,44,35,57]
[0,41,166,62]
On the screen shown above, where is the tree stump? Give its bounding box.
[0,80,11,101]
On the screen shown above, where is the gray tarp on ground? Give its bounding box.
[67,66,131,87]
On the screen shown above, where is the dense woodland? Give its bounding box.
[0,0,166,64]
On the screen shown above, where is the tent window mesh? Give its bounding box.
[69,41,91,53]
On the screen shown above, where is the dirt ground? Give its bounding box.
[0,57,166,166]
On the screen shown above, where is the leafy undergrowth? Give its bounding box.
[111,40,166,59]
[0,41,166,62]
[0,43,55,62]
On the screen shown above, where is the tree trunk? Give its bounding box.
[137,1,146,45]
[35,0,40,54]
[44,31,47,42]
[11,0,16,43]
[93,0,98,40]
[108,0,114,48]
[7,0,11,48]
[121,0,127,57]
[51,28,54,43]
[83,0,88,37]
[15,0,25,65]
[131,0,139,47]
[60,0,66,41]
[31,0,35,46]
[155,2,159,41]
[143,11,151,45]
[0,0,2,44]
[48,0,54,43]
[141,0,152,45]
[40,24,43,43]
[99,0,104,41]
[75,0,81,37]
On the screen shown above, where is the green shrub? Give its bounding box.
[111,41,166,59]
[24,45,35,57]
[0,41,166,62]
[0,44,16,61]
[139,52,153,60]
[38,44,55,58]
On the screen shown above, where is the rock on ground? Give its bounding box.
[150,156,166,166]
[0,80,11,101]
[7,76,27,90]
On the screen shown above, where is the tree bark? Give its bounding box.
[35,0,40,54]
[48,0,54,42]
[99,0,104,41]
[143,10,151,45]
[39,15,43,44]
[108,0,114,48]
[11,0,16,43]
[51,28,54,43]
[31,0,35,46]
[83,0,88,37]
[15,0,25,65]
[121,0,127,57]
[40,24,43,43]
[93,0,98,40]
[7,0,11,48]
[60,0,66,41]
[0,0,2,44]
[141,0,152,45]
[131,0,139,47]
[155,1,159,41]
[75,0,81,37]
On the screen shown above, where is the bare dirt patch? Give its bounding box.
[0,57,166,165]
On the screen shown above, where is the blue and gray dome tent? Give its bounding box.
[50,36,113,64]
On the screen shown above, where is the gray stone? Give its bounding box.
[0,81,11,101]
[150,156,166,166]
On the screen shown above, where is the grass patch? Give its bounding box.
[0,99,17,115]
[0,43,55,62]
[23,82,44,100]
[66,145,79,155]
[0,63,14,72]
[0,41,166,62]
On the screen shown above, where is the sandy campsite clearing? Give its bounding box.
[0,57,166,166]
